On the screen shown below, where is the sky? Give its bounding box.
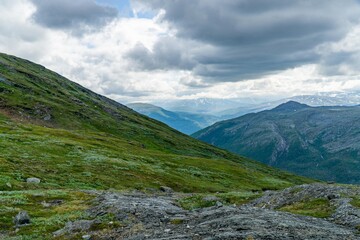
[1,0,360,104]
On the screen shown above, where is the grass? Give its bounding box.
[279,198,335,218]
[0,117,310,193]
[0,190,94,239]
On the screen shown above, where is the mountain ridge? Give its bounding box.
[193,101,360,183]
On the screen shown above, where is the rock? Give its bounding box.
[43,114,51,121]
[82,235,92,240]
[53,220,97,236]
[14,211,30,226]
[160,186,173,193]
[41,199,64,208]
[202,195,220,202]
[26,177,41,184]
[327,193,340,200]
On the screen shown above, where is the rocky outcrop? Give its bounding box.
[53,185,360,239]
[249,183,360,230]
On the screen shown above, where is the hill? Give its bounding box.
[0,53,311,193]
[193,101,360,184]
[127,102,219,134]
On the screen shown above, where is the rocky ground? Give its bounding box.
[50,183,360,240]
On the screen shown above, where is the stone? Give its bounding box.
[53,220,97,236]
[160,186,173,193]
[14,211,30,226]
[327,193,340,200]
[26,177,41,184]
[202,195,220,202]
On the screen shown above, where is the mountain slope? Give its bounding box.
[0,53,311,193]
[127,103,219,134]
[193,101,360,184]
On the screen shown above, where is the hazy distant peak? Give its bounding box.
[272,101,310,112]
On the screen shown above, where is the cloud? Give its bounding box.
[179,75,210,88]
[135,0,360,81]
[29,0,118,34]
[2,0,360,104]
[125,37,196,70]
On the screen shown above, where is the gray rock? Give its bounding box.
[26,177,41,184]
[14,211,30,226]
[53,220,97,237]
[202,195,220,202]
[82,234,92,240]
[60,189,359,240]
[160,186,173,193]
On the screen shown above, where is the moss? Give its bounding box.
[279,198,335,218]
[0,190,93,239]
[350,197,360,208]
[178,195,217,210]
[178,191,261,210]
[170,218,184,224]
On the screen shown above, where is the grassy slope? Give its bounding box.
[0,52,311,192]
[0,53,312,238]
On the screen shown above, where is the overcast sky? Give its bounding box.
[1,0,360,103]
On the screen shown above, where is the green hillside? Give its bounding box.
[0,53,311,193]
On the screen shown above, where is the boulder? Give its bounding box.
[14,211,30,226]
[160,186,173,193]
[26,177,41,184]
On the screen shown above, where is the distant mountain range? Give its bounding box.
[219,92,360,119]
[130,92,360,135]
[151,98,264,115]
[127,103,220,134]
[193,101,360,184]
[150,92,360,121]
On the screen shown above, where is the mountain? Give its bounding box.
[218,92,360,119]
[152,97,265,115]
[193,101,360,184]
[127,102,220,134]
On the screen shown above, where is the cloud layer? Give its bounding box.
[136,0,360,81]
[1,0,360,103]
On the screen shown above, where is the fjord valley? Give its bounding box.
[127,102,220,134]
[0,53,317,239]
[194,101,360,184]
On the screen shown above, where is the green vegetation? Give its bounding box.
[279,198,335,218]
[0,52,313,237]
[350,197,360,208]
[0,190,93,239]
[178,191,261,210]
